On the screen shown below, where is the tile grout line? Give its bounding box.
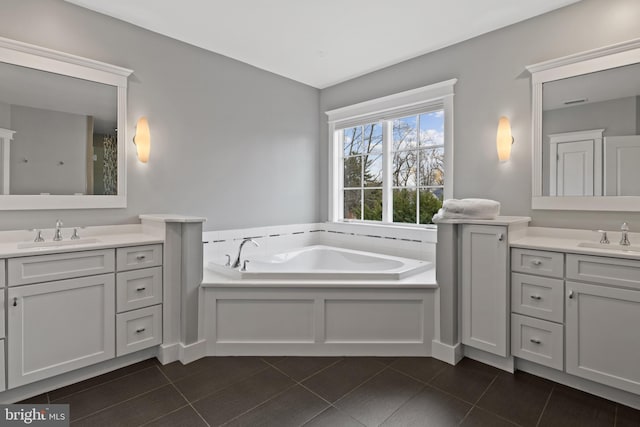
[218,383,300,427]
[138,403,192,427]
[70,370,174,423]
[50,362,158,403]
[535,384,555,427]
[457,373,499,426]
[155,364,211,427]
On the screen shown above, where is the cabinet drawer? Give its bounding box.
[511,248,564,278]
[116,304,162,356]
[511,313,563,370]
[8,249,115,286]
[117,245,162,271]
[567,254,640,290]
[511,273,564,323]
[0,260,5,287]
[116,267,162,313]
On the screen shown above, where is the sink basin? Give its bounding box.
[17,238,100,250]
[577,242,640,253]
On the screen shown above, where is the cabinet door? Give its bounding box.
[566,281,640,395]
[461,225,508,356]
[8,274,115,388]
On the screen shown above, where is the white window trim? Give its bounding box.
[326,79,456,223]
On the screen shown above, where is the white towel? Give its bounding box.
[433,198,500,222]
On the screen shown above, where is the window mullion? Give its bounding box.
[382,120,392,222]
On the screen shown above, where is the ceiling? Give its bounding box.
[65,0,581,89]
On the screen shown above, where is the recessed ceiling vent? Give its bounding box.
[563,98,588,105]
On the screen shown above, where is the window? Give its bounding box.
[327,79,455,225]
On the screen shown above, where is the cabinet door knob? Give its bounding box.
[531,259,542,266]
[530,338,542,344]
[530,295,542,300]
[568,290,574,299]
[497,233,504,241]
[12,297,17,307]
[135,327,146,334]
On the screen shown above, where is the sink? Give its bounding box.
[17,238,100,250]
[577,242,640,253]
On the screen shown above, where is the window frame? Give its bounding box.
[326,79,456,224]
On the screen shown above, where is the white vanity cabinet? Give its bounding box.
[461,224,509,356]
[115,245,163,356]
[4,244,163,389]
[7,251,117,388]
[565,254,640,395]
[0,260,6,392]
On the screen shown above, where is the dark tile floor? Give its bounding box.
[19,356,640,427]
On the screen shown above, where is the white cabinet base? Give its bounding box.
[566,281,640,395]
[8,274,116,388]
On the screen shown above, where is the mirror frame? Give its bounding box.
[527,38,640,211]
[0,36,133,210]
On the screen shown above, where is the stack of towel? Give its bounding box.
[432,198,501,222]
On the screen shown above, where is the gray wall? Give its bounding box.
[0,102,10,129]
[1,0,320,231]
[10,105,87,195]
[319,0,640,231]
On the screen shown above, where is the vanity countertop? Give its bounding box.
[0,225,163,258]
[510,227,640,260]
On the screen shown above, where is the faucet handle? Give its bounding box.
[56,219,63,228]
[621,222,630,231]
[224,254,231,267]
[71,228,80,240]
[33,229,45,243]
[594,230,610,244]
[241,260,250,272]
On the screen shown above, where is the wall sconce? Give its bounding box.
[133,117,150,163]
[496,116,514,162]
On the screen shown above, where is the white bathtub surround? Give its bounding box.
[207,245,433,281]
[202,222,437,357]
[203,221,437,264]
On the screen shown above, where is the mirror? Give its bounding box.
[529,38,640,211]
[0,36,132,210]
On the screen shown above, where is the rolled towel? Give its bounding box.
[433,198,500,222]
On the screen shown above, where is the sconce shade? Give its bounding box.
[134,117,150,163]
[496,116,513,161]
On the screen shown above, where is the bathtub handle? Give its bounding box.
[241,260,250,272]
[224,254,231,267]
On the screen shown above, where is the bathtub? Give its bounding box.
[206,244,432,280]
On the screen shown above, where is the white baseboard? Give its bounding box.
[156,343,180,365]
[179,340,207,364]
[463,346,514,373]
[431,340,463,365]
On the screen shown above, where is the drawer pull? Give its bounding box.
[12,297,17,307]
[135,327,146,334]
[530,295,542,300]
[136,287,147,292]
[530,338,542,344]
[136,255,147,261]
[531,259,542,266]
[497,233,504,241]
[568,290,574,299]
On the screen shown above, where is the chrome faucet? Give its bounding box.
[33,229,45,243]
[231,238,259,268]
[620,222,631,246]
[53,219,64,241]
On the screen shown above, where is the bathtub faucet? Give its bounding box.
[231,238,260,268]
